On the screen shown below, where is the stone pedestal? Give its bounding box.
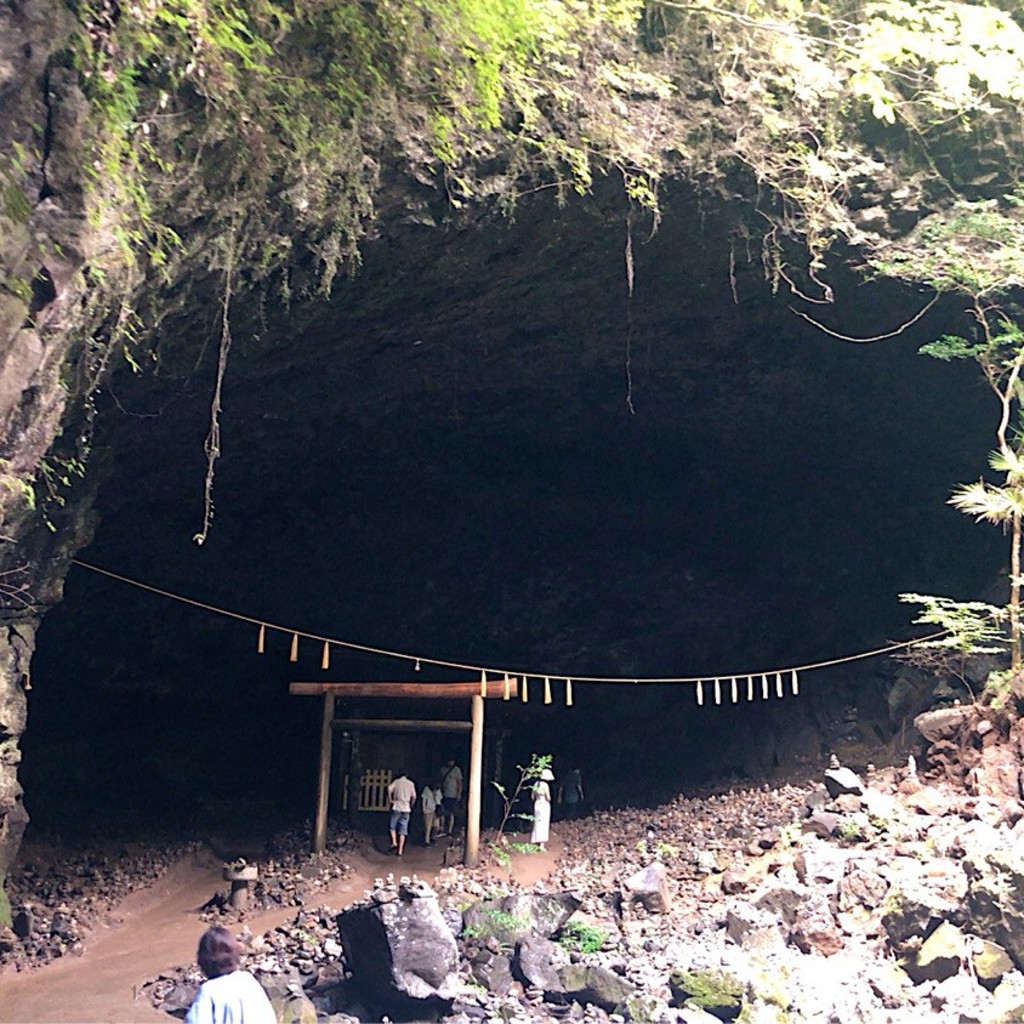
[223,862,259,910]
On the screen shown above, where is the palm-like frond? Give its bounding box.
[989,447,1024,481]
[949,480,1024,522]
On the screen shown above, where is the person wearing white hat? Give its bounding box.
[531,767,555,851]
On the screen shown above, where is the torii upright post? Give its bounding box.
[465,694,484,867]
[313,693,335,854]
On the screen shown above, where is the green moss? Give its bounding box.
[65,0,665,298]
[0,872,11,929]
[461,907,531,946]
[669,967,744,1017]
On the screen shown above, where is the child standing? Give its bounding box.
[422,781,442,845]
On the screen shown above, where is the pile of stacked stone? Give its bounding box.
[0,840,203,971]
[1,823,361,970]
[198,843,357,921]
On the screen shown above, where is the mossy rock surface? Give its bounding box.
[0,873,10,929]
[974,937,1014,989]
[669,968,744,1020]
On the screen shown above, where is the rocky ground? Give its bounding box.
[0,827,359,973]
[150,740,1024,1023]
[7,703,1024,1023]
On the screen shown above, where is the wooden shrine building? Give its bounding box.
[290,677,518,866]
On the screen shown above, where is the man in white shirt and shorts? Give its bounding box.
[388,770,417,856]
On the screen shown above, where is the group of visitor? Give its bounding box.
[386,758,464,855]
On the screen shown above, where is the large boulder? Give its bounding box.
[801,811,841,839]
[720,859,763,895]
[965,844,1024,972]
[270,991,317,1024]
[793,838,851,892]
[838,860,890,912]
[973,937,1014,991]
[966,745,1024,804]
[513,934,566,995]
[903,785,953,817]
[335,880,458,1020]
[724,900,786,955]
[623,861,672,913]
[823,767,865,799]
[901,920,964,984]
[668,968,744,1021]
[990,972,1024,1024]
[914,707,970,744]
[558,963,637,1011]
[462,891,580,945]
[789,888,844,957]
[881,858,967,957]
[469,950,515,996]
[753,880,807,928]
[158,981,200,1019]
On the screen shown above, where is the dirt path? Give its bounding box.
[0,834,561,1023]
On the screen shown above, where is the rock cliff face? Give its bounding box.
[0,0,1022,891]
[0,0,91,892]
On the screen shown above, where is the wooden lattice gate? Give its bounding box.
[340,768,392,811]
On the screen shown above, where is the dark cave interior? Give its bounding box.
[20,186,1004,842]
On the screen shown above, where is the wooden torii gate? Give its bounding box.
[290,677,518,866]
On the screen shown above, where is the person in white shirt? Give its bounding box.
[185,925,275,1024]
[387,770,417,856]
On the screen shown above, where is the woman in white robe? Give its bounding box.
[531,768,555,850]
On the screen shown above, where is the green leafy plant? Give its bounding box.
[491,753,551,841]
[984,668,1015,709]
[778,820,802,847]
[462,907,531,945]
[485,838,542,870]
[557,919,607,954]
[507,841,542,855]
[836,817,867,843]
[634,836,679,860]
[488,843,511,869]
[654,840,679,861]
[897,593,1009,695]
[0,462,36,514]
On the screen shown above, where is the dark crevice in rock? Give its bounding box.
[38,62,56,202]
[27,267,56,319]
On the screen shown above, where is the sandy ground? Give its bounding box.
[0,833,561,1024]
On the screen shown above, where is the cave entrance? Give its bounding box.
[290,677,519,865]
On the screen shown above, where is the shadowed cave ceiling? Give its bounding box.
[22,185,1001,836]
